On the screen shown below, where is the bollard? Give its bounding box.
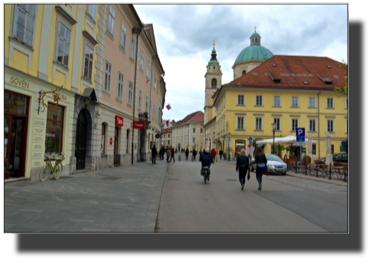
[329,163,332,180]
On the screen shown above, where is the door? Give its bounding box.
[114,127,119,165]
[4,116,12,179]
[75,110,87,170]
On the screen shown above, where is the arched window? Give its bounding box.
[242,70,246,75]
[255,38,258,43]
[211,78,217,88]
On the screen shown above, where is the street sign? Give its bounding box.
[133,121,145,129]
[248,136,253,142]
[226,138,231,144]
[296,127,305,142]
[155,134,160,138]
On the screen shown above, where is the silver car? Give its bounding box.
[250,154,287,175]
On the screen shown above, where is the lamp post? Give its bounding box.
[227,120,230,161]
[271,122,276,154]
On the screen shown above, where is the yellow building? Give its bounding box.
[4,4,166,181]
[212,54,348,160]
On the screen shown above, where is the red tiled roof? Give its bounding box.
[174,111,204,126]
[227,55,348,90]
[162,127,172,132]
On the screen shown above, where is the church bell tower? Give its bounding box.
[204,42,222,125]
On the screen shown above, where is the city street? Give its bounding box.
[156,153,347,233]
[4,153,347,233]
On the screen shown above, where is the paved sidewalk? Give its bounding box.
[5,160,169,233]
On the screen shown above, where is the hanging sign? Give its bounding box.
[110,137,113,145]
[115,115,124,126]
[133,121,145,129]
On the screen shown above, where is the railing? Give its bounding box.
[286,160,348,182]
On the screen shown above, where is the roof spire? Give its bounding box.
[213,39,215,47]
[255,26,256,32]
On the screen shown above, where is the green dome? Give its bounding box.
[235,45,274,63]
[250,32,261,37]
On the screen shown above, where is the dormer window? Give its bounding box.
[255,38,257,43]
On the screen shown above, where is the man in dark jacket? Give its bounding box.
[199,147,213,179]
[236,148,250,190]
[170,147,175,163]
[185,148,189,160]
[192,149,197,161]
[152,145,157,164]
[219,149,223,160]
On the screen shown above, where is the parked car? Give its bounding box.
[250,154,287,175]
[321,153,348,164]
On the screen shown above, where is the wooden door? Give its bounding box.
[75,111,87,170]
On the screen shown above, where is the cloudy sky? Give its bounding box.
[134,4,348,122]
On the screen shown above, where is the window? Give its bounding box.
[140,50,144,70]
[154,74,157,88]
[87,5,97,20]
[309,97,316,108]
[211,78,217,88]
[273,118,280,131]
[309,119,316,132]
[107,5,115,35]
[128,81,133,104]
[327,98,334,108]
[168,134,170,138]
[145,96,148,112]
[168,140,170,145]
[273,96,281,107]
[104,60,111,92]
[55,22,71,67]
[192,138,196,143]
[193,128,196,133]
[200,128,203,133]
[82,44,93,80]
[255,117,262,130]
[45,104,64,157]
[117,72,123,99]
[120,22,127,49]
[346,98,348,109]
[237,95,245,105]
[13,4,36,47]
[130,36,135,59]
[312,144,316,155]
[237,117,244,130]
[242,70,246,75]
[327,119,334,133]
[256,95,263,106]
[291,96,299,107]
[331,145,334,154]
[101,123,106,155]
[255,38,257,43]
[147,60,150,78]
[138,90,142,109]
[291,118,298,131]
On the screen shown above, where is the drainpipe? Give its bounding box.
[131,27,142,165]
[318,90,322,160]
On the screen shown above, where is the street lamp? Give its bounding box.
[271,122,276,154]
[227,120,230,161]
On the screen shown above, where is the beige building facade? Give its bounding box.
[172,111,205,151]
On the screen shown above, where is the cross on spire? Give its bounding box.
[255,26,257,32]
[213,39,215,46]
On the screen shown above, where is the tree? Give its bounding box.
[334,59,348,94]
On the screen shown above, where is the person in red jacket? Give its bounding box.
[211,148,217,162]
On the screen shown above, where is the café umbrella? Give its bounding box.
[256,135,317,146]
[325,132,333,165]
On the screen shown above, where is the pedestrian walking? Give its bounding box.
[219,149,223,160]
[211,148,217,163]
[185,148,189,160]
[166,147,171,162]
[254,147,267,191]
[192,149,197,161]
[152,145,157,164]
[170,147,175,163]
[236,148,250,190]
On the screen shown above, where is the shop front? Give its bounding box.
[4,66,75,181]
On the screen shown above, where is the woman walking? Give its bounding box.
[236,148,250,190]
[185,148,189,160]
[254,147,267,190]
